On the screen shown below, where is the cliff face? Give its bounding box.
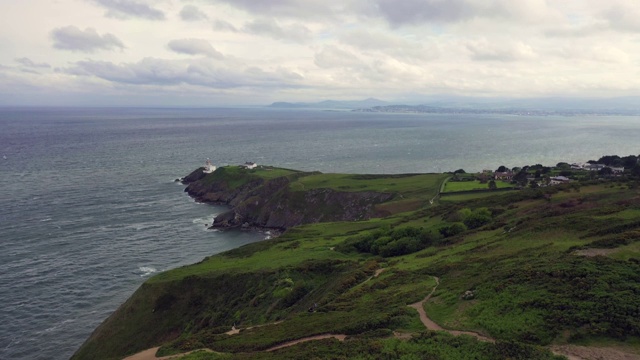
[182,168,394,230]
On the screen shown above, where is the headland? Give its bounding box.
[73,158,640,360]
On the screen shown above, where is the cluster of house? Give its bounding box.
[491,170,570,186]
[570,163,624,173]
[484,161,627,187]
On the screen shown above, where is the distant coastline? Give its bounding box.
[352,104,640,116]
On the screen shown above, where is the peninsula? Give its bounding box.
[73,159,640,360]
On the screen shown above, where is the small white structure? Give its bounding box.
[243,161,258,170]
[583,163,606,171]
[549,176,571,185]
[203,158,216,174]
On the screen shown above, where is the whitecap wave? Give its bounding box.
[192,215,216,229]
[139,266,158,277]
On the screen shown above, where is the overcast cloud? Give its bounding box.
[15,57,51,69]
[89,0,165,20]
[50,26,125,52]
[180,5,208,22]
[1,0,639,105]
[167,39,224,58]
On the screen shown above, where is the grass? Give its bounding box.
[251,166,300,179]
[73,169,640,360]
[289,173,447,199]
[442,180,514,193]
[439,189,515,202]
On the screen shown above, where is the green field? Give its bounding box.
[73,168,640,360]
[289,173,447,198]
[442,179,513,193]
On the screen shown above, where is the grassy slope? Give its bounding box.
[73,172,640,360]
[442,180,513,192]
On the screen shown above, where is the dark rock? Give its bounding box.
[184,169,394,231]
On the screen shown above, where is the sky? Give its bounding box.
[0,0,639,106]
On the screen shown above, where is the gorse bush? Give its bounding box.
[337,226,439,257]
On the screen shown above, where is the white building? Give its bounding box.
[203,158,216,174]
[549,176,571,185]
[243,161,258,170]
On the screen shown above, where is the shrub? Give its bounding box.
[439,222,467,238]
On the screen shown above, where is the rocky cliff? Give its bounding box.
[182,167,395,230]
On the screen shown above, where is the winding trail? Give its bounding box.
[264,334,347,352]
[122,347,213,360]
[124,272,640,360]
[410,276,640,360]
[408,277,495,343]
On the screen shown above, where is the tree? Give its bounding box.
[598,155,622,167]
[556,162,570,169]
[513,169,529,186]
[488,180,497,190]
[460,207,492,229]
[529,180,539,188]
[598,167,613,176]
[439,223,467,238]
[622,155,638,169]
[453,169,466,174]
[496,165,508,172]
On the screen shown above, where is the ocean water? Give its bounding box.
[0,107,639,360]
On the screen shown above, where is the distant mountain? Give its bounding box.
[391,95,640,111]
[353,96,640,115]
[269,98,389,109]
[270,96,640,114]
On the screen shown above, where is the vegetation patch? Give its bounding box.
[74,161,640,360]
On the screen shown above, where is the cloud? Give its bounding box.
[51,26,125,52]
[314,45,363,69]
[167,39,224,58]
[212,19,238,32]
[207,0,337,20]
[339,30,440,62]
[15,57,51,68]
[243,18,312,43]
[544,24,606,38]
[180,5,208,21]
[88,0,165,20]
[466,39,535,62]
[368,0,560,26]
[63,57,305,89]
[373,0,475,26]
[601,4,640,32]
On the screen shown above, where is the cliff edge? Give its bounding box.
[182,166,397,230]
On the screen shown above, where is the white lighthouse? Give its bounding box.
[203,158,216,174]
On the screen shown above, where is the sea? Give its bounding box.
[1,107,639,360]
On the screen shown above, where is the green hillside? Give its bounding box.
[73,165,640,360]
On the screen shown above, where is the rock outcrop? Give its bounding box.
[182,168,394,230]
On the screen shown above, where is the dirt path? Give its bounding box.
[126,273,640,360]
[408,277,495,343]
[551,345,640,360]
[409,276,640,360]
[573,248,619,257]
[264,334,347,352]
[122,347,213,360]
[224,320,283,336]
